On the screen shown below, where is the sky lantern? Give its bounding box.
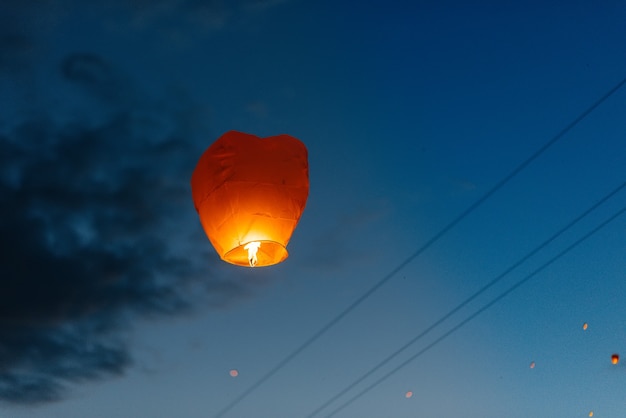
[611,354,619,365]
[191,131,309,267]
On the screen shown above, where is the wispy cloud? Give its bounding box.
[301,200,392,273]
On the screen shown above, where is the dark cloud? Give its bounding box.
[242,0,290,12]
[60,52,146,109]
[0,33,35,73]
[0,0,68,74]
[0,7,35,74]
[123,0,291,28]
[0,322,130,404]
[61,53,114,92]
[0,52,251,404]
[0,0,292,77]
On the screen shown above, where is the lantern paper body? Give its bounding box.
[191,131,309,267]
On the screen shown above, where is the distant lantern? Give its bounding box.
[611,354,619,365]
[529,361,535,369]
[405,391,413,398]
[191,131,309,267]
[229,369,239,377]
[589,411,593,417]
[583,322,588,330]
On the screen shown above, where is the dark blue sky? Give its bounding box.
[1,1,625,417]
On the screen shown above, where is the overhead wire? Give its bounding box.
[324,199,626,417]
[306,181,626,417]
[212,76,626,418]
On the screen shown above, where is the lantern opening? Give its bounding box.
[223,240,289,267]
[244,241,261,267]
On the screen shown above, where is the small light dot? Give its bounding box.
[529,361,535,369]
[405,391,413,398]
[588,411,593,417]
[611,354,619,365]
[583,323,588,330]
[229,369,239,377]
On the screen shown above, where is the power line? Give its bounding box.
[324,202,626,417]
[212,77,626,417]
[307,182,625,417]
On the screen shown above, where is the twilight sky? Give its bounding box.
[1,1,625,417]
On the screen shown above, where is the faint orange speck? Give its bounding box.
[529,361,535,369]
[405,391,413,398]
[229,369,239,377]
[588,411,593,417]
[611,354,619,365]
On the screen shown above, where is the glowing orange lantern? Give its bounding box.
[191,131,309,267]
[611,354,619,365]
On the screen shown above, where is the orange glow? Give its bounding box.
[191,131,309,267]
[589,412,593,417]
[229,369,238,377]
[529,361,535,369]
[405,391,413,398]
[583,322,588,330]
[611,354,619,365]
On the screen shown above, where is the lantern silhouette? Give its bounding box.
[191,131,309,267]
[611,354,619,365]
